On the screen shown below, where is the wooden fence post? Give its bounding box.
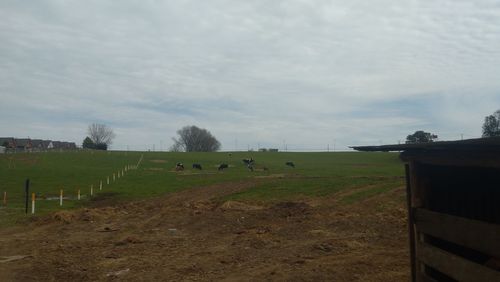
[31,193,35,214]
[25,179,30,214]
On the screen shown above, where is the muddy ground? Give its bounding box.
[0,181,410,281]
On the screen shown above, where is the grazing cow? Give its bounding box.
[285,161,295,168]
[247,163,254,172]
[218,163,228,171]
[242,158,254,165]
[175,163,184,171]
[192,163,202,170]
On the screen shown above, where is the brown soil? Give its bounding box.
[0,181,409,281]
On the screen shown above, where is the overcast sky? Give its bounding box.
[1,0,500,151]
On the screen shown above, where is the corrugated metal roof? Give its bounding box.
[351,137,500,152]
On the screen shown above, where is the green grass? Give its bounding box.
[0,150,404,225]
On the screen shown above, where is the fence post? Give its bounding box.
[31,193,35,214]
[25,178,30,214]
[3,191,6,206]
[60,189,63,206]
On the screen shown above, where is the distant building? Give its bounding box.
[61,142,69,149]
[0,137,16,149]
[51,141,62,150]
[31,139,44,151]
[0,137,76,152]
[14,138,32,152]
[0,146,5,154]
[42,140,54,150]
[68,142,77,150]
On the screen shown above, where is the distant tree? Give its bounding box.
[94,143,108,150]
[482,110,500,137]
[169,142,183,152]
[406,130,438,143]
[82,137,95,149]
[170,125,221,152]
[88,123,115,150]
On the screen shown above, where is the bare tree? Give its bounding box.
[170,125,221,152]
[88,123,116,148]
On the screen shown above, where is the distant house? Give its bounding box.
[0,146,5,154]
[42,140,53,150]
[68,142,77,150]
[31,139,44,151]
[0,137,76,152]
[61,142,69,149]
[14,138,32,152]
[51,141,62,150]
[0,137,16,149]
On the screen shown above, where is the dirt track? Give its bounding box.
[0,181,409,281]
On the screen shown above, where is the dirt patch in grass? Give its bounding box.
[149,159,168,163]
[145,167,164,171]
[219,200,264,211]
[0,181,409,281]
[88,192,122,208]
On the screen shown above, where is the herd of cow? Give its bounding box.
[174,158,295,172]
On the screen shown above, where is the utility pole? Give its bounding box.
[327,144,329,152]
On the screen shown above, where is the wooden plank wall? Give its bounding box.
[406,160,500,281]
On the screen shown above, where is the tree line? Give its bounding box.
[406,109,500,143]
[83,109,500,151]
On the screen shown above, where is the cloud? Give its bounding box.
[1,0,500,150]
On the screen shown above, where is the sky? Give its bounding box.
[1,0,500,151]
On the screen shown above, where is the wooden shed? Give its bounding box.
[353,137,500,282]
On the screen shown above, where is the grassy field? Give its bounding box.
[0,150,405,225]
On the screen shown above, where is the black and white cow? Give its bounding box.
[175,163,185,171]
[218,163,228,171]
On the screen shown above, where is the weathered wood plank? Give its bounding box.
[417,272,438,282]
[416,241,500,282]
[405,164,417,282]
[415,208,500,258]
